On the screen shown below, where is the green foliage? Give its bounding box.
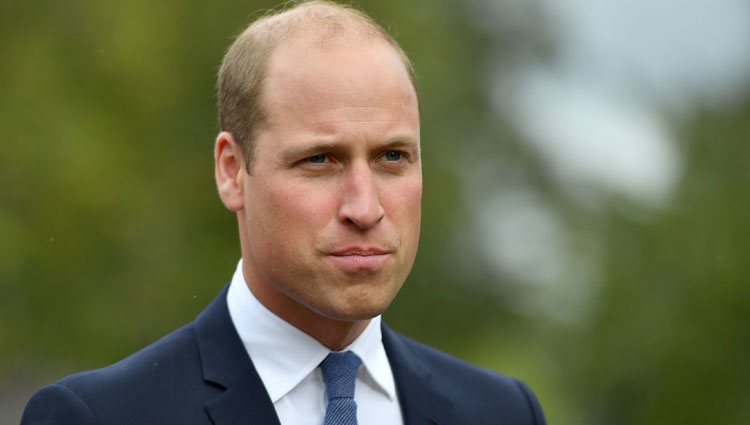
[1,1,748,423]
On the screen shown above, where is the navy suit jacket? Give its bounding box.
[22,286,546,425]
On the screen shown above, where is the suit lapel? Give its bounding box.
[204,371,281,425]
[382,324,454,425]
[192,288,454,425]
[194,286,281,425]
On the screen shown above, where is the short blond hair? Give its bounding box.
[217,0,417,170]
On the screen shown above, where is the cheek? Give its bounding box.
[383,176,422,228]
[396,173,423,209]
[261,180,338,237]
[407,178,423,210]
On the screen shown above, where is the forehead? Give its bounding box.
[261,34,419,128]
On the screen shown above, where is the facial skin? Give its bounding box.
[215,34,421,350]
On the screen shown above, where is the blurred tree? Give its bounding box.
[1,0,749,424]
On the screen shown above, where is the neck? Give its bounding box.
[246,277,370,351]
[289,307,370,351]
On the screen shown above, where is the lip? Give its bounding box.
[326,247,393,270]
[329,246,391,256]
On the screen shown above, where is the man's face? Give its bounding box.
[237,36,421,323]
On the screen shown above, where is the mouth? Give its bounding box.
[330,247,391,256]
[326,247,393,270]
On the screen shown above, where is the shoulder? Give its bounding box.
[22,324,215,425]
[385,329,547,425]
[397,333,505,379]
[22,383,96,425]
[60,323,200,397]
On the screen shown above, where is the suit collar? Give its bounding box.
[382,324,454,425]
[192,286,452,425]
[226,261,397,403]
[193,285,281,425]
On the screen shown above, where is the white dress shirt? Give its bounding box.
[226,260,404,425]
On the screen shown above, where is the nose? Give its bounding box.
[338,163,385,230]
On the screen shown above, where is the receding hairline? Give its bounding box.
[217,1,418,170]
[220,0,418,101]
[251,1,386,41]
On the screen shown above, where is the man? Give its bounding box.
[22,1,546,424]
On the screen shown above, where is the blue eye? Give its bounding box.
[308,154,327,164]
[384,151,402,161]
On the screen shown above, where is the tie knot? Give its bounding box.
[320,351,362,400]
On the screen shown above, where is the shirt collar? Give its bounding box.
[226,259,397,403]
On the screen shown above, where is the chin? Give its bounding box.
[315,295,395,322]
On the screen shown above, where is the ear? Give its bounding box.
[214,131,245,212]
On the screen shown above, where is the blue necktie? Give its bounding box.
[320,351,362,425]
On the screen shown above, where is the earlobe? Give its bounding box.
[214,131,245,211]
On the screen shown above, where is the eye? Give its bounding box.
[307,154,328,164]
[383,151,402,161]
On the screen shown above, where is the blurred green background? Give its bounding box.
[2,0,749,423]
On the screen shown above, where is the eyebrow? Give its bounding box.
[279,137,420,162]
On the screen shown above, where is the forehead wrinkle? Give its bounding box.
[264,88,416,127]
[258,23,419,150]
[266,33,410,87]
[315,119,401,124]
[265,55,397,99]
